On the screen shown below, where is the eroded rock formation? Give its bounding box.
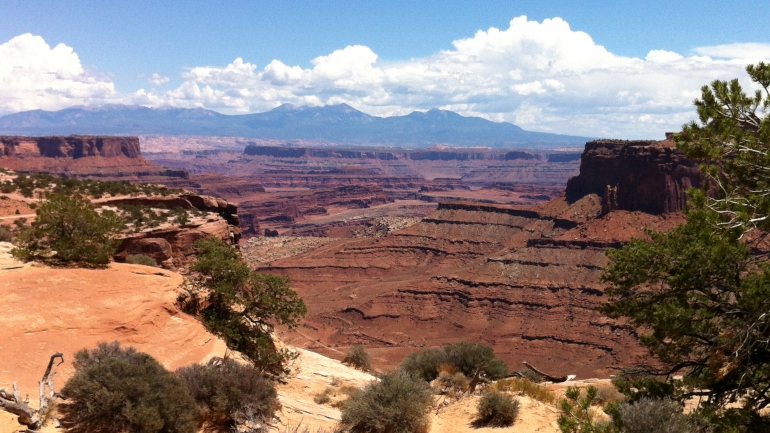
[565,138,703,214]
[110,193,241,268]
[0,135,187,180]
[256,137,696,378]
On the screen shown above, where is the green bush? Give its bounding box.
[59,342,196,433]
[340,370,433,433]
[126,253,159,267]
[12,194,124,266]
[616,398,693,433]
[476,391,519,427]
[176,358,278,432]
[400,341,508,382]
[342,344,372,372]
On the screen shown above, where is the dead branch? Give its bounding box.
[0,353,64,430]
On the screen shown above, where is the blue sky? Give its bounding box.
[0,1,768,138]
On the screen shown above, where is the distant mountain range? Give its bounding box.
[0,104,592,149]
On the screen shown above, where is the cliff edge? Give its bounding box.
[565,137,703,214]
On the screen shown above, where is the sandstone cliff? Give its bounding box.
[0,135,187,180]
[565,138,703,214]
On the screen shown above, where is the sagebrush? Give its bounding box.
[340,370,433,433]
[342,344,372,371]
[125,253,158,267]
[400,341,507,382]
[476,391,519,427]
[176,358,278,432]
[59,342,196,433]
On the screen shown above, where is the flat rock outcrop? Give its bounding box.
[0,261,229,396]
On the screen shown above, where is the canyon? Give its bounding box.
[256,136,699,378]
[0,134,582,238]
[0,132,700,380]
[146,141,581,236]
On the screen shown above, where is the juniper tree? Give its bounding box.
[602,63,770,430]
[12,194,124,266]
[185,237,306,376]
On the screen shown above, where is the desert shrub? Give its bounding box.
[400,347,445,381]
[476,391,520,427]
[176,358,278,432]
[59,341,196,433]
[0,226,12,243]
[400,341,508,382]
[616,398,693,433]
[0,181,15,193]
[126,253,158,267]
[12,194,124,266]
[342,344,372,371]
[489,378,557,405]
[340,370,433,433]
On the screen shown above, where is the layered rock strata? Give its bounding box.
[0,135,187,180]
[565,138,703,214]
[109,194,241,268]
[260,139,696,378]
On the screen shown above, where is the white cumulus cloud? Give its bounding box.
[148,72,169,85]
[693,43,770,62]
[0,33,120,114]
[0,18,764,139]
[139,15,755,138]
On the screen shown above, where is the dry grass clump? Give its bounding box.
[314,388,334,405]
[313,383,360,408]
[435,371,469,392]
[489,378,557,405]
[279,424,341,433]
